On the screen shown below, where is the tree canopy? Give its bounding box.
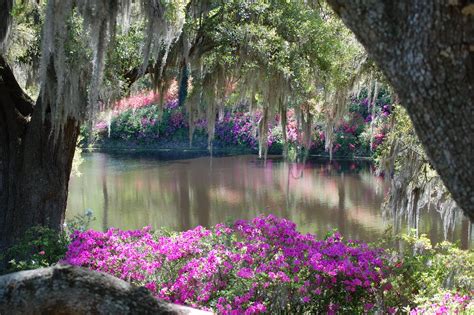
[0,0,472,250]
[3,0,370,152]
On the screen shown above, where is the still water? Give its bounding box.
[67,152,472,247]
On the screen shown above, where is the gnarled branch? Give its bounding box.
[327,0,474,220]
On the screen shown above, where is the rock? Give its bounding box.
[0,265,211,315]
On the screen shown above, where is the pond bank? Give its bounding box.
[82,142,373,161]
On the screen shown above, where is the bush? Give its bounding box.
[4,213,471,314]
[64,215,391,314]
[84,92,393,157]
[379,231,474,313]
[409,292,473,314]
[214,113,258,149]
[1,212,95,274]
[2,226,69,273]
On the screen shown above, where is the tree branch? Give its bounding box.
[0,55,34,117]
[326,0,474,219]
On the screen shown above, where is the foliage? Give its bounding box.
[65,209,96,233]
[104,18,145,93]
[1,211,95,274]
[195,1,361,96]
[179,0,367,149]
[214,112,257,149]
[4,213,472,314]
[409,292,473,315]
[378,231,474,312]
[5,0,44,98]
[107,100,186,142]
[5,0,376,156]
[1,226,69,273]
[375,106,461,237]
[375,106,421,174]
[328,89,391,157]
[64,215,391,314]
[85,89,392,159]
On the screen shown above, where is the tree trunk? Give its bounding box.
[0,56,79,253]
[0,265,210,314]
[327,0,474,220]
[0,0,13,46]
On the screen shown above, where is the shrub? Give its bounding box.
[379,231,474,313]
[215,112,257,149]
[64,215,391,314]
[1,211,95,274]
[85,90,394,157]
[409,292,473,315]
[2,226,69,273]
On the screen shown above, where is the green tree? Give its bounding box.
[0,0,363,255]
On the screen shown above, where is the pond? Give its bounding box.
[67,152,472,248]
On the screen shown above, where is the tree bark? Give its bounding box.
[0,0,13,45]
[0,55,79,253]
[0,265,210,314]
[327,0,474,220]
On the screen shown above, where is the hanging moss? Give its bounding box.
[32,0,372,158]
[37,0,188,136]
[258,105,269,160]
[369,80,379,151]
[377,107,462,239]
[280,99,288,158]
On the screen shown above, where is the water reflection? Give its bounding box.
[67,153,472,247]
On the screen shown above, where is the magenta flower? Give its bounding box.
[237,267,254,279]
[63,215,391,314]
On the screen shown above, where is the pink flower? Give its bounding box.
[63,215,390,314]
[237,267,254,279]
[364,303,374,311]
[38,251,45,255]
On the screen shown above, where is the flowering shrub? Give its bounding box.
[105,100,187,142]
[213,109,325,153]
[64,215,392,313]
[371,133,386,150]
[113,90,174,113]
[83,88,393,157]
[215,112,258,148]
[285,109,300,143]
[378,231,474,313]
[410,292,473,315]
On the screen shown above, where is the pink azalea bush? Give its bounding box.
[113,90,160,113]
[214,109,323,151]
[410,292,473,315]
[214,112,258,148]
[85,88,393,157]
[64,215,392,314]
[113,88,176,114]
